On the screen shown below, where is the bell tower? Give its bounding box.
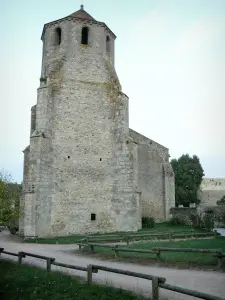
[40,5,116,85]
[20,5,141,237]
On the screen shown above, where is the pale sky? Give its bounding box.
[0,0,225,183]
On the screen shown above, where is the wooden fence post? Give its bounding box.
[125,236,130,246]
[169,233,172,242]
[90,245,94,253]
[217,255,223,269]
[46,258,52,272]
[87,265,93,284]
[18,252,23,266]
[114,245,119,258]
[152,277,159,300]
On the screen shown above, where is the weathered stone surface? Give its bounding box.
[20,6,175,237]
[198,178,225,207]
[129,130,175,221]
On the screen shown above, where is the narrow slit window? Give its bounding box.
[81,27,89,45]
[106,36,110,53]
[91,213,96,221]
[55,27,62,45]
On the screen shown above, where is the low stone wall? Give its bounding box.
[170,206,225,227]
[169,207,197,225]
[197,206,225,228]
[170,207,197,216]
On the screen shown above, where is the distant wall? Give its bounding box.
[199,178,225,207]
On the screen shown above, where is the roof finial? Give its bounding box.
[80,1,84,10]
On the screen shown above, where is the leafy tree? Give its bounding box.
[0,170,22,225]
[217,195,225,207]
[171,154,204,207]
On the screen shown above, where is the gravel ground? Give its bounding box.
[0,230,225,300]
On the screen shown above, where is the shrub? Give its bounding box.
[217,195,225,206]
[202,213,214,231]
[169,215,185,225]
[142,217,155,228]
[190,213,202,228]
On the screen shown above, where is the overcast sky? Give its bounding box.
[0,0,225,183]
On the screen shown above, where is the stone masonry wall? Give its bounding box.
[129,130,175,221]
[199,178,225,207]
[20,10,175,236]
[19,146,30,236]
[163,162,175,220]
[21,15,141,237]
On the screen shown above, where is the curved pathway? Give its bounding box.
[0,231,225,300]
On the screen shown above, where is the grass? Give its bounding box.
[0,260,144,300]
[80,237,225,268]
[24,223,207,244]
[140,222,206,233]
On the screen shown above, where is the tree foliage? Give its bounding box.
[171,154,204,207]
[217,195,225,207]
[0,170,22,225]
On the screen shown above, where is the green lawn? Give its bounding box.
[80,237,225,267]
[0,260,144,300]
[24,223,207,244]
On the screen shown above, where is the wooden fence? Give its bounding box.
[80,231,215,245]
[23,230,215,245]
[77,243,225,269]
[0,247,224,300]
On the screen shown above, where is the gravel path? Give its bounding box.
[0,231,225,300]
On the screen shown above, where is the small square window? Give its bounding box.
[91,213,96,221]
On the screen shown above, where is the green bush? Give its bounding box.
[142,217,155,228]
[169,215,185,226]
[190,214,202,228]
[216,195,225,206]
[202,214,214,231]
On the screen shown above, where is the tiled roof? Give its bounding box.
[70,5,96,21]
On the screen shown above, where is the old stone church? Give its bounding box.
[19,5,175,238]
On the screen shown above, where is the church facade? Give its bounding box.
[19,6,175,237]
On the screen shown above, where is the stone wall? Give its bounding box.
[170,207,197,217]
[129,130,175,221]
[20,14,142,237]
[170,206,225,227]
[170,207,197,225]
[198,178,225,207]
[20,7,174,237]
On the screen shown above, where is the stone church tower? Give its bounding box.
[20,5,175,238]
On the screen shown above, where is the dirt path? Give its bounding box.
[0,231,225,300]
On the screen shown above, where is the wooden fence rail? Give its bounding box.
[77,243,225,268]
[0,247,224,300]
[83,231,214,245]
[151,247,225,268]
[23,230,216,245]
[159,283,224,300]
